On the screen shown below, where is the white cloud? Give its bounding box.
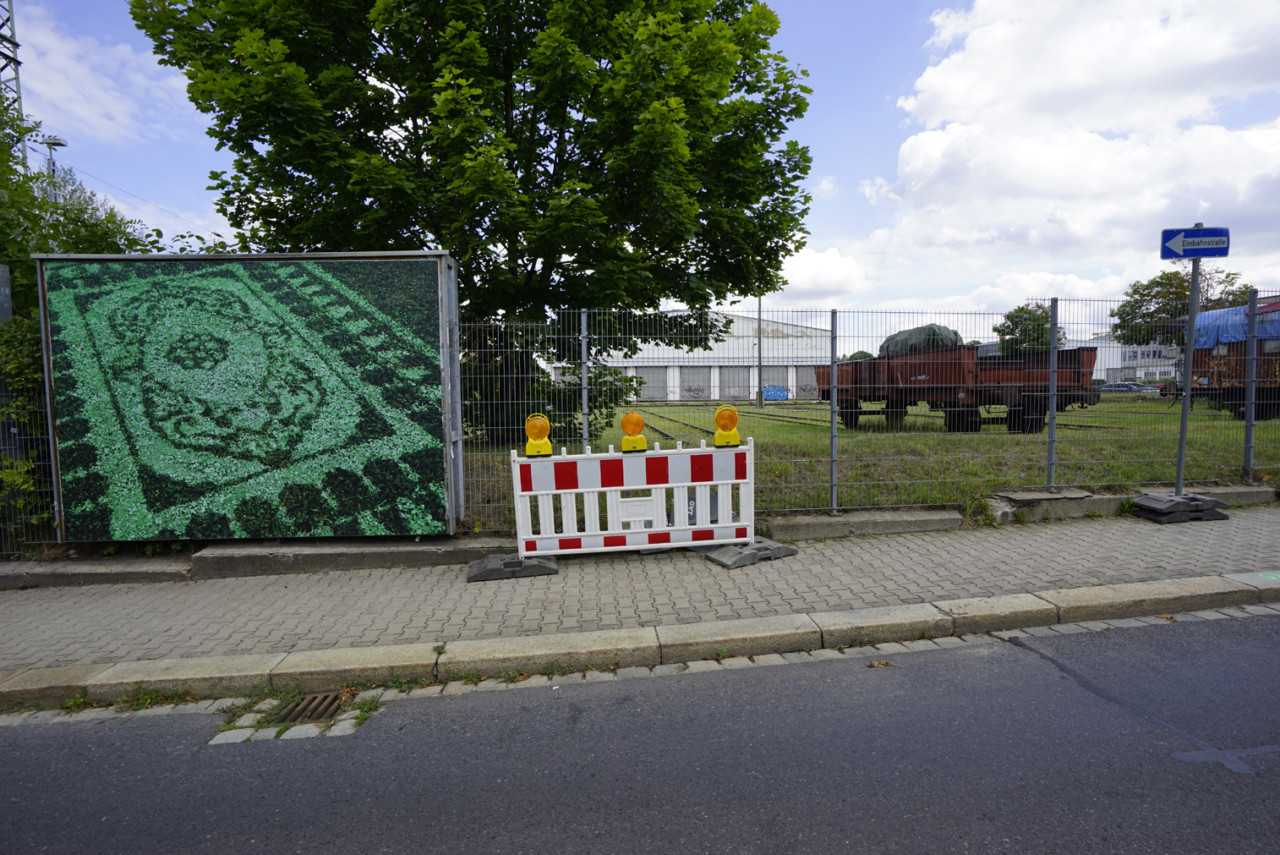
[18,2,204,146]
[839,0,1280,308]
[811,175,839,199]
[776,246,873,309]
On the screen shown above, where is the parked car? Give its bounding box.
[1099,382,1145,393]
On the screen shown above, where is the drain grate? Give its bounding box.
[275,691,344,724]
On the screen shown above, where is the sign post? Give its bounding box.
[1132,224,1232,524]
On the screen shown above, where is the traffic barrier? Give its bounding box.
[511,438,755,559]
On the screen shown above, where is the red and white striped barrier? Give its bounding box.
[511,439,754,559]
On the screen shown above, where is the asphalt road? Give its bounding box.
[3,617,1279,854]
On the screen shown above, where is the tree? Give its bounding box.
[992,301,1064,356]
[1109,262,1252,347]
[839,350,873,361]
[130,0,812,324]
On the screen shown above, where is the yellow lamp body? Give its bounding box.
[524,413,553,457]
[620,410,647,453]
[714,404,740,447]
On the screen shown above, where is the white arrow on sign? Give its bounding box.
[1164,232,1229,256]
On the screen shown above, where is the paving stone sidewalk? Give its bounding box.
[2,508,1277,672]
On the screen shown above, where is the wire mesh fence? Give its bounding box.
[4,294,1277,553]
[0,385,56,556]
[459,296,1280,531]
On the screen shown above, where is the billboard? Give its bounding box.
[39,253,455,542]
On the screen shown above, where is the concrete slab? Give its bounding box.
[0,668,23,687]
[809,603,953,649]
[1192,485,1278,507]
[190,537,513,579]
[0,558,190,590]
[934,593,1058,634]
[985,490,1124,524]
[83,654,285,702]
[0,664,114,707]
[271,643,441,693]
[438,627,659,677]
[1037,576,1259,623]
[764,509,962,541]
[1224,571,1280,603]
[655,614,820,663]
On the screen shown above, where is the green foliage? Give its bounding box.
[840,350,874,361]
[992,302,1064,356]
[130,0,812,325]
[1109,262,1252,347]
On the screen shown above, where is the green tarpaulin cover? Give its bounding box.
[878,323,964,357]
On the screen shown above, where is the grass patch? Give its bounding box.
[460,398,1280,528]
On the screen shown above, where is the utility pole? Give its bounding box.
[1,0,25,166]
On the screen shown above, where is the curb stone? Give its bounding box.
[4,573,1280,711]
[3,603,1278,737]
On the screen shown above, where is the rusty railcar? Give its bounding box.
[815,343,1099,433]
[1187,301,1280,420]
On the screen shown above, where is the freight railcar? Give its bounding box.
[815,335,1099,433]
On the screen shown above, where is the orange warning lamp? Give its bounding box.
[714,404,740,447]
[524,413,552,457]
[620,410,647,453]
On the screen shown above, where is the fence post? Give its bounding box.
[1244,288,1258,482]
[830,309,838,515]
[581,307,589,450]
[756,296,764,408]
[1046,297,1058,491]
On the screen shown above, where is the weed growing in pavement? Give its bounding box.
[498,671,527,684]
[539,663,576,677]
[59,688,98,712]
[116,682,196,711]
[714,647,729,662]
[346,695,382,726]
[1116,499,1138,516]
[1084,510,1105,519]
[215,686,300,732]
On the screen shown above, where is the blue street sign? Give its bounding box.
[1161,227,1229,259]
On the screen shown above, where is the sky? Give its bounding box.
[13,0,1280,317]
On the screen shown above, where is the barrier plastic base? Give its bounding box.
[467,553,559,582]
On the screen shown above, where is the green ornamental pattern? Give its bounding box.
[45,258,447,541]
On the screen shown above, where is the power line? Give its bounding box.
[20,141,226,240]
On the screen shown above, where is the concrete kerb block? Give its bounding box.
[934,593,1059,634]
[1223,571,1280,603]
[438,627,660,678]
[810,603,953,649]
[0,664,114,707]
[1037,576,1259,623]
[270,643,442,693]
[83,654,285,702]
[655,614,820,663]
[191,537,513,579]
[762,509,962,541]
